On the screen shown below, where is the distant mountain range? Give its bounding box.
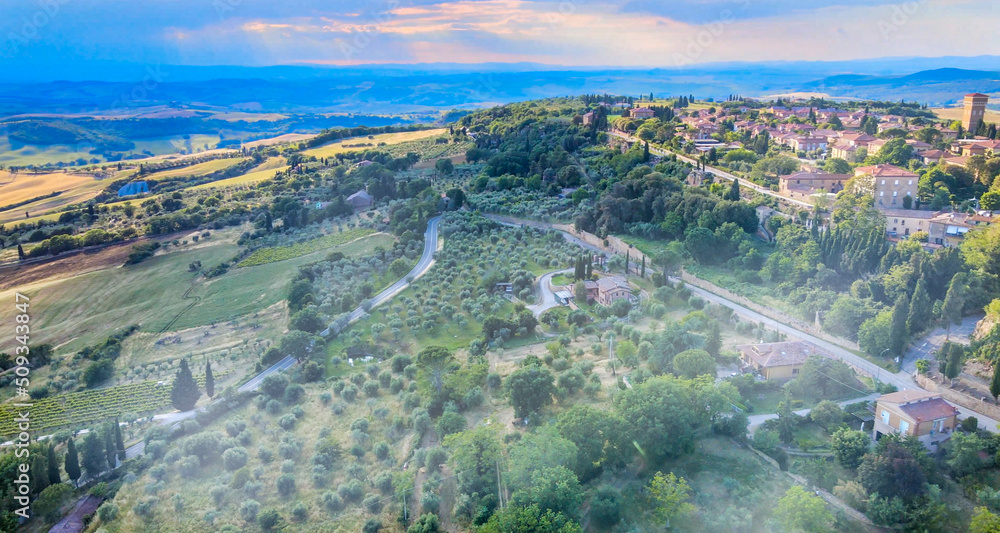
[0,57,996,117]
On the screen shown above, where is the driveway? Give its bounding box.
[527,268,573,317]
[747,393,881,435]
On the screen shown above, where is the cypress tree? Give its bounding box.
[205,361,215,399]
[991,362,1000,404]
[104,424,117,470]
[907,278,932,334]
[17,244,25,261]
[65,438,81,486]
[46,444,61,485]
[889,293,910,356]
[625,250,630,275]
[31,454,49,494]
[114,419,126,462]
[170,359,200,411]
[641,256,646,277]
[705,321,722,358]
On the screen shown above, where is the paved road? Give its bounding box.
[748,394,882,435]
[527,268,573,317]
[901,315,981,374]
[322,216,441,336]
[608,130,813,209]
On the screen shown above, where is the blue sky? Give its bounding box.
[1,0,996,68]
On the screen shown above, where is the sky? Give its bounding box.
[1,0,998,69]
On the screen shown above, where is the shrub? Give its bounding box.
[374,441,391,460]
[323,491,344,512]
[222,447,249,471]
[97,502,119,522]
[436,411,466,437]
[277,474,296,497]
[258,508,282,531]
[338,479,364,501]
[240,500,260,522]
[279,413,297,430]
[364,494,382,513]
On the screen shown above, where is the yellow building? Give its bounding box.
[873,390,958,449]
[737,341,827,381]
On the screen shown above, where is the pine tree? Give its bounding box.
[65,438,81,486]
[205,361,215,399]
[46,444,61,485]
[170,359,200,411]
[114,418,126,462]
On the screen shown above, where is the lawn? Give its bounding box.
[143,157,246,181]
[237,228,382,267]
[302,128,448,158]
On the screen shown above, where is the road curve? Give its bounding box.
[322,216,441,336]
[528,268,573,317]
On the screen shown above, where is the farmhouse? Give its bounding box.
[347,189,373,209]
[630,107,655,119]
[778,170,850,200]
[737,340,828,381]
[873,390,958,448]
[595,276,633,306]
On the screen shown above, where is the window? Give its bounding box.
[881,410,890,424]
[908,180,913,185]
[893,191,898,197]
[881,180,886,185]
[880,191,884,197]
[899,420,910,434]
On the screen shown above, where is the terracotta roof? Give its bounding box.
[855,164,918,178]
[737,341,826,368]
[879,390,958,422]
[596,277,629,292]
[966,93,989,98]
[781,171,850,182]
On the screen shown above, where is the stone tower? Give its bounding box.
[963,93,989,133]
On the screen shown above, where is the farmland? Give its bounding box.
[302,128,448,158]
[238,228,379,267]
[0,171,98,208]
[189,164,289,191]
[143,158,247,181]
[0,373,224,438]
[0,228,391,355]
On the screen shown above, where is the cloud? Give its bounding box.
[0,0,996,67]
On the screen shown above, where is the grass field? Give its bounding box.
[0,229,393,355]
[143,158,246,181]
[0,135,98,167]
[933,105,1000,124]
[302,128,448,158]
[189,165,289,191]
[0,171,97,207]
[238,228,380,267]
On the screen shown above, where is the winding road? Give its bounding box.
[321,216,441,336]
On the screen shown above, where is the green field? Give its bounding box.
[0,230,393,355]
[143,158,246,181]
[238,228,379,267]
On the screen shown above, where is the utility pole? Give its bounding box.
[496,458,504,510]
[609,333,616,378]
